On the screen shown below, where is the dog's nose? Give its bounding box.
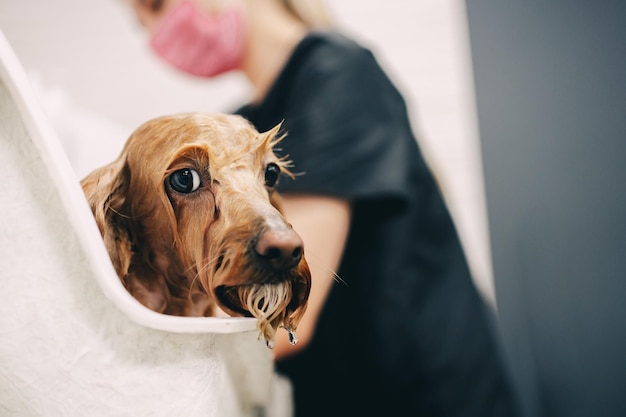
[255,229,304,271]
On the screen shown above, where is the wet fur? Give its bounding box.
[81,113,311,345]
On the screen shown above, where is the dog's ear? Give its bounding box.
[81,158,170,313]
[81,158,133,280]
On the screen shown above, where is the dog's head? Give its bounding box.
[81,113,311,346]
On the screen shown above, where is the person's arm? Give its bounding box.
[272,194,351,360]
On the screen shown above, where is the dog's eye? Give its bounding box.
[265,163,281,188]
[169,168,201,193]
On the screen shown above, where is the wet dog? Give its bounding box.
[81,113,311,347]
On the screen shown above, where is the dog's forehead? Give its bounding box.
[127,113,274,168]
[191,117,258,151]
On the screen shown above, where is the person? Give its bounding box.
[128,1,521,416]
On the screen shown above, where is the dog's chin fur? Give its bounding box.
[214,279,308,347]
[238,282,292,346]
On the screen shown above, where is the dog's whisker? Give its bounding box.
[304,251,348,287]
[183,254,222,299]
[329,268,347,286]
[199,252,223,272]
[188,272,203,294]
[106,205,131,219]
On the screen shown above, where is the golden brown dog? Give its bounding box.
[81,112,311,347]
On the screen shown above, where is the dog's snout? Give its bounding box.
[255,229,304,271]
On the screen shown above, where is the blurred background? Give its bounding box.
[3,1,625,417]
[0,0,495,306]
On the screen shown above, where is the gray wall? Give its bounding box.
[465,2,626,417]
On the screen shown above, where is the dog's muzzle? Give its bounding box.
[211,224,311,348]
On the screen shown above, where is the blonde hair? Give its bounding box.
[279,0,335,28]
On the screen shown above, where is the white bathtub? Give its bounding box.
[0,29,290,417]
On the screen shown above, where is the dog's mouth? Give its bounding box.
[214,271,310,348]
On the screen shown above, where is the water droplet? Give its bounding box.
[286,327,298,345]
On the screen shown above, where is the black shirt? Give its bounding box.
[236,31,518,417]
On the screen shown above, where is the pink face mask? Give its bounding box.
[150,1,246,78]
